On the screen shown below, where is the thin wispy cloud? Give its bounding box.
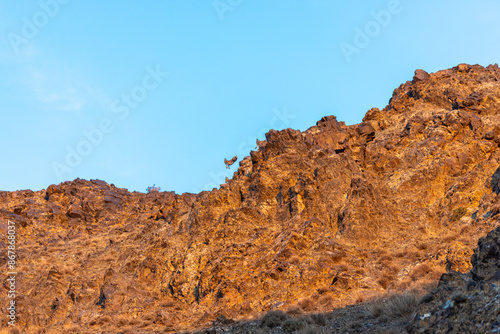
[0,43,89,112]
[83,83,113,113]
[0,25,88,113]
[19,65,86,111]
[40,91,86,111]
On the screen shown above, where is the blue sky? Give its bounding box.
[1,0,500,193]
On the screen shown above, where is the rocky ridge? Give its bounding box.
[1,63,500,333]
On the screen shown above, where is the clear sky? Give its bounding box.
[1,0,499,193]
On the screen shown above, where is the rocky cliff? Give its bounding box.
[1,63,500,333]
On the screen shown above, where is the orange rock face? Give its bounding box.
[1,64,500,333]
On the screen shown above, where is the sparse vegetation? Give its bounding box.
[451,207,467,221]
[409,263,439,281]
[377,273,394,289]
[297,297,315,311]
[416,242,428,250]
[260,310,289,328]
[286,306,303,316]
[282,318,307,332]
[146,184,161,193]
[201,288,429,333]
[318,294,334,307]
[251,310,331,333]
[368,290,422,321]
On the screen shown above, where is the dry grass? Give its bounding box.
[442,234,458,243]
[294,326,329,334]
[190,287,432,333]
[260,310,289,328]
[368,290,422,321]
[355,267,366,275]
[318,294,334,307]
[379,254,393,262]
[285,306,303,316]
[377,272,394,289]
[297,297,315,312]
[409,263,438,281]
[410,263,431,278]
[282,318,307,332]
[258,311,330,333]
[416,242,428,250]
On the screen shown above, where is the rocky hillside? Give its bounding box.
[410,226,500,333]
[1,64,500,333]
[193,226,500,333]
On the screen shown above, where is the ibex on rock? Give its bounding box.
[224,155,237,169]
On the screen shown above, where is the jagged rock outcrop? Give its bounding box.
[410,227,500,333]
[1,64,500,333]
